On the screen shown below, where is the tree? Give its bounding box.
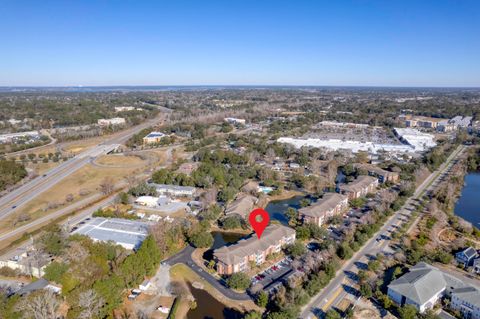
[189,232,214,248]
[99,177,115,195]
[245,311,262,319]
[78,289,105,319]
[43,262,69,283]
[256,291,268,307]
[118,192,130,205]
[360,283,372,298]
[285,207,299,227]
[399,304,418,319]
[226,272,250,290]
[285,241,306,257]
[16,290,60,319]
[325,309,342,319]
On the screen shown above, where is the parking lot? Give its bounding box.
[251,258,293,290]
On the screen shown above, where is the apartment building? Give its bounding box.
[405,116,443,129]
[213,224,295,275]
[354,164,400,184]
[338,175,378,200]
[451,287,480,319]
[298,193,348,226]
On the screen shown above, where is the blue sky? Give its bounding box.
[1,0,479,86]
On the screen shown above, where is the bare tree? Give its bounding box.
[65,241,88,263]
[16,290,60,319]
[99,177,115,195]
[78,289,105,319]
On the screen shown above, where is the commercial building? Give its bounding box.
[393,128,436,152]
[213,224,295,275]
[0,131,40,144]
[338,176,378,200]
[224,117,246,125]
[143,131,166,144]
[438,116,473,132]
[97,117,126,126]
[114,106,136,112]
[354,164,400,184]
[298,193,348,226]
[148,183,196,197]
[387,263,468,313]
[451,286,480,319]
[404,116,444,129]
[72,217,149,250]
[0,250,51,277]
[225,193,258,218]
[277,137,416,155]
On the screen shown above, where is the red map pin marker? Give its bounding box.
[249,208,270,239]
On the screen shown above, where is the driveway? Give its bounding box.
[164,245,251,301]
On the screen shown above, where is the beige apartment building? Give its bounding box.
[338,175,378,200]
[213,224,295,275]
[298,193,349,226]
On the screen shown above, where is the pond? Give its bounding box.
[186,283,243,319]
[264,195,310,225]
[454,172,480,227]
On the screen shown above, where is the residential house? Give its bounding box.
[298,193,349,226]
[338,176,378,200]
[387,263,466,313]
[451,286,480,319]
[456,247,478,267]
[473,258,480,275]
[213,224,295,275]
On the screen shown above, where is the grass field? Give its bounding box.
[95,154,145,166]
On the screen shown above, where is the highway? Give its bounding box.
[0,113,166,221]
[300,145,466,319]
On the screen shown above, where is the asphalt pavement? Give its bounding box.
[300,145,465,319]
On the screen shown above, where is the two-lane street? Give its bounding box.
[300,145,466,318]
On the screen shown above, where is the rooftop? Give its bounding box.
[339,175,378,193]
[214,224,295,265]
[298,193,347,218]
[73,217,149,250]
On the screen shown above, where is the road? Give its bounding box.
[165,245,251,301]
[0,113,166,221]
[300,145,466,319]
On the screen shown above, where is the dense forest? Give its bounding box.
[0,159,27,191]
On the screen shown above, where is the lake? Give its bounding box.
[264,195,309,225]
[454,172,480,227]
[186,283,243,319]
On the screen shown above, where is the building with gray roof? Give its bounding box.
[387,262,468,313]
[298,193,348,226]
[451,286,480,319]
[73,217,149,250]
[213,224,295,275]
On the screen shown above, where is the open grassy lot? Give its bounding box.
[0,162,144,235]
[95,154,145,167]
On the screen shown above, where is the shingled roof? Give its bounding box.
[388,263,466,306]
[213,224,295,265]
[339,175,377,193]
[298,193,347,218]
